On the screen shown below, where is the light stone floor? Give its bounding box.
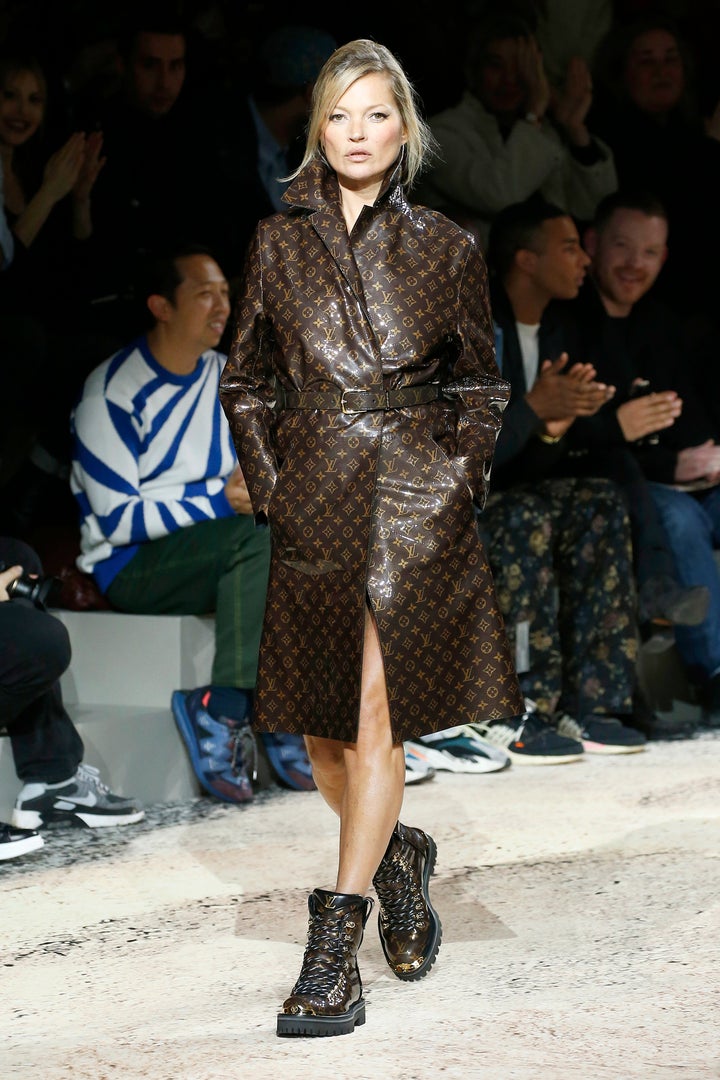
[2,732,719,1080]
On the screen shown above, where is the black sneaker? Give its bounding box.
[0,822,44,860]
[556,714,647,754]
[12,764,145,829]
[473,712,584,765]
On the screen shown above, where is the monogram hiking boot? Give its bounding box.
[372,821,442,981]
[277,888,373,1037]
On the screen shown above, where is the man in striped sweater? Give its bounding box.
[71,246,293,802]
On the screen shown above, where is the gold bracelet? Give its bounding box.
[538,432,563,445]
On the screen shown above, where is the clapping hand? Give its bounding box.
[516,36,550,119]
[528,353,615,438]
[552,56,593,144]
[42,132,87,203]
[73,131,106,203]
[616,387,682,442]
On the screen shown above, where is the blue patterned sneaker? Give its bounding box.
[261,733,316,791]
[172,688,256,804]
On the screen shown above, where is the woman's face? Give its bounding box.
[477,38,527,118]
[322,72,406,197]
[624,29,684,114]
[0,68,45,148]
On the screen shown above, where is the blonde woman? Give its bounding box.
[221,38,522,1037]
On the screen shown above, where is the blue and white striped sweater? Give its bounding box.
[71,337,237,590]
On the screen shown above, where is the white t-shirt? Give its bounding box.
[516,321,541,390]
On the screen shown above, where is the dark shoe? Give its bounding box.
[0,822,44,860]
[700,674,720,730]
[12,764,144,829]
[556,714,647,754]
[624,693,697,741]
[277,889,373,1037]
[638,576,710,627]
[172,688,256,804]
[373,822,442,981]
[474,711,584,765]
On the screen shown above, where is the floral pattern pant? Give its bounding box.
[479,477,637,718]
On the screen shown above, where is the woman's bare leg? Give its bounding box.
[304,606,405,894]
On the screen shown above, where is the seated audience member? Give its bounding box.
[0,52,105,531]
[566,191,720,727]
[0,538,143,861]
[490,199,708,645]
[591,16,720,332]
[417,12,617,245]
[476,202,647,757]
[205,23,335,269]
[71,246,311,800]
[0,155,14,268]
[78,15,202,335]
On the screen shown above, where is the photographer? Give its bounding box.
[0,537,143,860]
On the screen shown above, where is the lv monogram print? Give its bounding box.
[220,160,524,742]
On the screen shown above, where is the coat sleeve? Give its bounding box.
[219,229,279,523]
[443,241,512,509]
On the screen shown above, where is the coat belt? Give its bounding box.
[275,384,441,414]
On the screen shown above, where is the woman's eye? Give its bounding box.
[328,113,345,122]
[370,112,389,121]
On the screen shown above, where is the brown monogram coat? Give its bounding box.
[220,161,523,742]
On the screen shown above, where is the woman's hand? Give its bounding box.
[516,37,550,119]
[0,565,22,602]
[73,131,106,204]
[552,56,593,145]
[42,133,87,204]
[616,390,682,442]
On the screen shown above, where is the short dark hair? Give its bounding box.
[118,7,189,61]
[465,12,536,94]
[138,244,218,308]
[487,198,569,279]
[593,191,669,234]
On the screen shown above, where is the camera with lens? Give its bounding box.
[0,562,61,608]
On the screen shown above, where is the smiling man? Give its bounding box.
[474,199,646,758]
[564,191,720,727]
[70,247,276,802]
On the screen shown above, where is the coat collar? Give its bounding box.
[282,155,409,217]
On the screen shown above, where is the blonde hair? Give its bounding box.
[290,39,435,188]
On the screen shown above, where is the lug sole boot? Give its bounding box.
[277,888,373,1037]
[372,821,442,981]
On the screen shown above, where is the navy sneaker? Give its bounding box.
[172,688,256,804]
[556,714,647,754]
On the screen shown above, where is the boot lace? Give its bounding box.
[374,851,427,932]
[293,901,372,1000]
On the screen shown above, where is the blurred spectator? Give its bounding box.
[591,15,720,335]
[0,537,144,861]
[69,245,294,801]
[0,51,104,535]
[417,11,616,245]
[475,199,646,754]
[567,191,720,728]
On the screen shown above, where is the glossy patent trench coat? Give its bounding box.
[220,160,523,742]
